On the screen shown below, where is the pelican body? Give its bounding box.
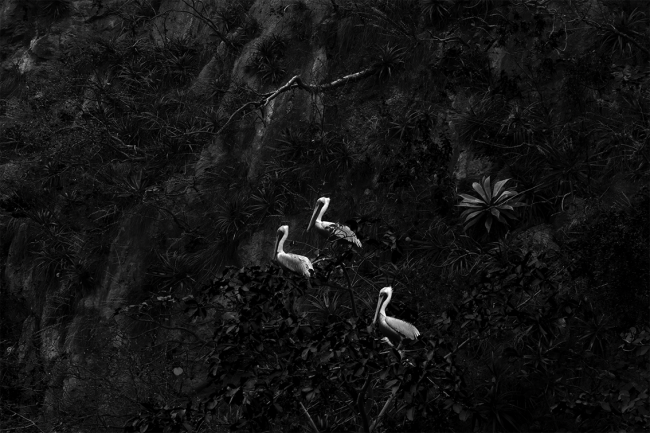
[307,197,362,248]
[275,225,314,278]
[373,286,420,347]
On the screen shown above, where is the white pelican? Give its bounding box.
[275,225,314,278]
[373,286,420,347]
[307,197,362,248]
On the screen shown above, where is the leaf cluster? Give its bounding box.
[246,35,288,84]
[458,176,522,236]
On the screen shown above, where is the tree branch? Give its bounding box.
[215,67,377,136]
[342,267,358,317]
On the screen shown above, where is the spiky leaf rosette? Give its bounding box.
[458,176,521,234]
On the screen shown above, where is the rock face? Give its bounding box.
[0,0,361,425]
[0,0,534,427]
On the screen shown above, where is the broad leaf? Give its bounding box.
[482,176,493,202]
[492,178,510,198]
[484,214,493,233]
[472,182,490,203]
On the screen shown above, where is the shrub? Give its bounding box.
[246,35,287,84]
[458,176,522,238]
[597,8,649,57]
[373,44,406,82]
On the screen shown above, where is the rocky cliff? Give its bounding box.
[0,0,648,431]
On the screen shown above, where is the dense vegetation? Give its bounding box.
[0,0,648,431]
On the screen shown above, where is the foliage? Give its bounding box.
[373,44,406,82]
[534,136,604,199]
[213,198,253,241]
[458,176,521,236]
[567,188,649,326]
[116,264,471,432]
[380,105,453,189]
[246,35,288,84]
[597,7,649,57]
[1,1,649,431]
[216,2,247,33]
[421,0,453,25]
[39,0,72,20]
[508,162,555,225]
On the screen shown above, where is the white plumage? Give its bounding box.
[274,225,314,278]
[307,197,362,248]
[373,286,420,347]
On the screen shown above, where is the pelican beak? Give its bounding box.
[373,293,385,324]
[307,201,321,231]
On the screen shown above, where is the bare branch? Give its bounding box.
[215,66,377,136]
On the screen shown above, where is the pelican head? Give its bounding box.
[373,286,393,324]
[277,225,289,235]
[307,197,330,231]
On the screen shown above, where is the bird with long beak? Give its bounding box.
[307,197,362,248]
[373,286,420,347]
[275,225,314,278]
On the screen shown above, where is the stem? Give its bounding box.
[370,391,396,433]
[342,267,358,317]
[357,376,372,433]
[300,402,320,433]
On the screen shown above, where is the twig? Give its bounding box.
[357,376,373,433]
[370,391,396,433]
[342,267,358,317]
[5,408,45,432]
[444,336,472,359]
[300,402,320,433]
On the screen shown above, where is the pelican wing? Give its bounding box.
[322,221,362,248]
[384,316,420,341]
[278,252,314,278]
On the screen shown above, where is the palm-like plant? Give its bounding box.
[305,290,345,325]
[598,8,648,56]
[421,0,452,25]
[247,35,287,84]
[38,0,72,19]
[458,177,521,235]
[214,198,253,240]
[535,137,605,199]
[373,44,406,82]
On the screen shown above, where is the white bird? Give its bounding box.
[275,225,314,278]
[307,197,362,248]
[373,286,420,347]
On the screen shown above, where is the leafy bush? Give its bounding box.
[120,265,468,432]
